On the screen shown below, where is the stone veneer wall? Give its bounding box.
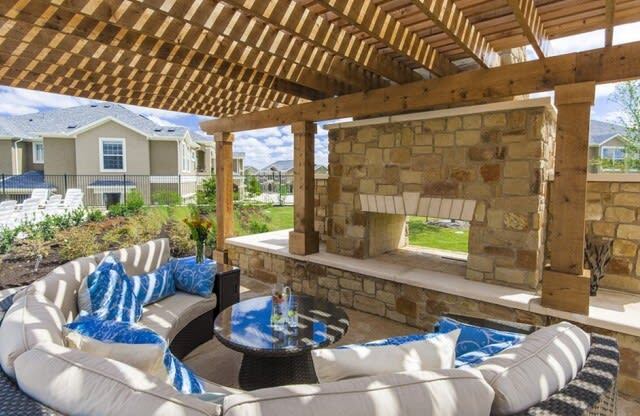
[314,177,328,242]
[326,106,556,289]
[586,180,640,293]
[227,244,640,398]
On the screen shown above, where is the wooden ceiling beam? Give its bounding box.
[0,16,303,107]
[222,0,422,84]
[0,54,278,112]
[409,0,500,68]
[201,41,640,132]
[0,34,285,110]
[0,70,259,117]
[0,1,322,101]
[41,0,337,97]
[506,0,550,58]
[135,0,387,92]
[314,0,458,76]
[605,0,615,47]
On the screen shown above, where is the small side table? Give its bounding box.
[213,263,240,317]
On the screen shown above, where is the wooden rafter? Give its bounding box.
[222,0,421,84]
[605,0,615,47]
[314,0,457,76]
[0,59,275,113]
[35,0,338,98]
[506,0,550,58]
[0,16,304,107]
[0,37,288,110]
[201,40,640,132]
[134,0,388,92]
[409,0,500,68]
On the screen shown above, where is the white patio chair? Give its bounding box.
[14,198,42,225]
[62,189,84,212]
[0,200,18,229]
[30,188,50,206]
[42,194,64,216]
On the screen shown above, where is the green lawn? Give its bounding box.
[407,216,469,253]
[264,206,294,231]
[255,207,468,253]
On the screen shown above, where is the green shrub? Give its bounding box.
[248,220,269,234]
[152,190,182,206]
[125,190,145,214]
[58,228,99,262]
[35,216,57,241]
[10,237,50,262]
[0,227,20,254]
[87,209,106,222]
[108,203,128,217]
[101,223,140,250]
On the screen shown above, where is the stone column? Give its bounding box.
[289,121,319,255]
[214,132,234,264]
[542,81,595,315]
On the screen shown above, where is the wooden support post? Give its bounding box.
[289,121,319,255]
[542,82,595,315]
[214,132,234,264]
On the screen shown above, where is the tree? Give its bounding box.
[245,175,262,197]
[196,176,216,211]
[611,81,640,170]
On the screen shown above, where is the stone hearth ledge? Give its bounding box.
[226,229,640,338]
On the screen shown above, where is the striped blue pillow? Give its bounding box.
[173,257,216,298]
[65,315,204,394]
[130,261,177,306]
[78,255,142,323]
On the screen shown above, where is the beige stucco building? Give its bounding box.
[0,104,245,205]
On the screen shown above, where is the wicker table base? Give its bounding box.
[239,351,319,390]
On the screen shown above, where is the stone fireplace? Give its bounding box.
[323,99,557,289]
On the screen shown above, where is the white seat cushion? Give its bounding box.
[0,292,65,379]
[140,292,216,342]
[476,321,591,415]
[222,368,494,416]
[15,343,221,416]
[312,329,460,383]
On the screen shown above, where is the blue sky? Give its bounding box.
[1,22,639,170]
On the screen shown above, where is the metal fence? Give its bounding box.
[0,173,214,207]
[243,173,295,206]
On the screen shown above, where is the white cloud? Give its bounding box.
[614,22,640,45]
[0,86,91,115]
[144,114,179,127]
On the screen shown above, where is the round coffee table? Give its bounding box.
[214,295,349,390]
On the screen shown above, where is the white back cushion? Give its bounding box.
[223,368,493,416]
[110,238,171,276]
[15,343,221,416]
[477,322,590,415]
[0,292,65,378]
[312,329,459,383]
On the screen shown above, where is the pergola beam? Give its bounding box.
[315,0,458,76]
[409,0,500,69]
[35,0,335,98]
[135,0,387,92]
[222,0,421,84]
[506,0,550,59]
[201,41,640,132]
[605,0,615,47]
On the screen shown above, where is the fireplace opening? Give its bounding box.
[406,216,469,257]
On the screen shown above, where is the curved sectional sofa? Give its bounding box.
[0,239,622,416]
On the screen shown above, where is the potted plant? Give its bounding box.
[183,212,213,263]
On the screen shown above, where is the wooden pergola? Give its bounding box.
[3,0,640,313]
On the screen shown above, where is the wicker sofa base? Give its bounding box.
[169,310,215,360]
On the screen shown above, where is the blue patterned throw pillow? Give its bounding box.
[172,257,216,298]
[77,255,142,323]
[435,317,524,366]
[65,315,204,394]
[130,261,177,306]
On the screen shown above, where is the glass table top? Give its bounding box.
[214,295,350,356]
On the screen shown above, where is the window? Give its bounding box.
[182,143,195,172]
[601,146,625,161]
[100,138,126,172]
[33,142,44,164]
